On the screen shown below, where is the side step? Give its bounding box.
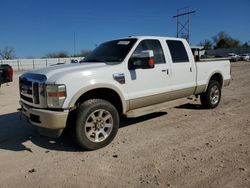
[125,97,197,118]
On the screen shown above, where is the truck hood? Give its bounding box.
[28,63,110,81]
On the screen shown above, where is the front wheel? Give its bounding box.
[200,80,221,109]
[74,99,119,150]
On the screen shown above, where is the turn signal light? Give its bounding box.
[48,91,66,97]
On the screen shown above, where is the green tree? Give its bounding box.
[242,42,250,48]
[213,31,240,49]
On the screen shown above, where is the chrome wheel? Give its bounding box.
[85,109,113,143]
[210,85,220,105]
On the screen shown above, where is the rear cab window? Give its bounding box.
[166,40,189,63]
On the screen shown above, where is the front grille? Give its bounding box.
[20,94,33,103]
[19,73,46,107]
[20,78,33,103]
[33,82,39,104]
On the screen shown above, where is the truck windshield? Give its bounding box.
[81,38,137,64]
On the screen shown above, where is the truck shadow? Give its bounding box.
[0,111,167,152]
[120,112,167,128]
[0,112,36,152]
[175,103,205,110]
[0,112,80,152]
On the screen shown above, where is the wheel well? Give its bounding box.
[75,88,123,115]
[210,73,223,87]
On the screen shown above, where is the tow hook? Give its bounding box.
[17,108,23,120]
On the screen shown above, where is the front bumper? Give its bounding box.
[19,101,69,137]
[223,79,231,87]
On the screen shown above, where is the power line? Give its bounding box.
[172,8,196,43]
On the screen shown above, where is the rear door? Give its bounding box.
[166,40,196,95]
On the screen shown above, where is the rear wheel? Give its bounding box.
[74,99,119,150]
[200,80,221,109]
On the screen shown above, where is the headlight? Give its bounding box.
[46,84,66,108]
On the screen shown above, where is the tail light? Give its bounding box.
[7,67,13,78]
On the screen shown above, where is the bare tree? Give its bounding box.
[199,40,213,50]
[46,51,69,58]
[0,46,16,59]
[75,50,92,57]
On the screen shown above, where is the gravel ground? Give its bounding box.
[0,62,249,188]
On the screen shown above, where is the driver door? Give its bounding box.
[124,39,171,109]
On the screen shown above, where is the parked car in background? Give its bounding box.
[228,53,240,62]
[239,54,250,61]
[70,59,79,64]
[0,64,13,87]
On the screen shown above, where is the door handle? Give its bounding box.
[162,69,169,75]
[190,67,192,72]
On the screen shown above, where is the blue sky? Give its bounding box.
[0,0,249,58]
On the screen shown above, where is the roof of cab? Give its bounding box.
[127,35,186,41]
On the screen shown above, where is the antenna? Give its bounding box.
[173,7,196,43]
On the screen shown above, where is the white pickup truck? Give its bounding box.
[19,36,231,150]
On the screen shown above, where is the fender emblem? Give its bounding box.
[113,73,125,84]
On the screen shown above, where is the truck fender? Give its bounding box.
[68,83,128,114]
[205,71,224,92]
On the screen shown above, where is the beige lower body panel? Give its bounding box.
[128,87,196,111]
[194,84,207,95]
[128,79,231,111]
[20,102,68,130]
[223,79,231,87]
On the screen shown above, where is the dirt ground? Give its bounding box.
[0,62,249,188]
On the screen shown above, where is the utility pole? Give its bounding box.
[73,32,76,57]
[173,7,196,43]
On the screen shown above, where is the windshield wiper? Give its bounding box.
[81,58,107,63]
[106,59,121,62]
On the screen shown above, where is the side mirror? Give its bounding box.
[129,50,155,69]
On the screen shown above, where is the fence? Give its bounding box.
[206,47,250,57]
[0,57,84,71]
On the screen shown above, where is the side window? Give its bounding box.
[166,40,189,63]
[131,40,166,64]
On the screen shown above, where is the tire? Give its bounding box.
[200,80,221,109]
[74,99,119,150]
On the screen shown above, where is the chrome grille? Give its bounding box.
[19,73,47,108]
[20,78,33,103]
[33,82,39,104]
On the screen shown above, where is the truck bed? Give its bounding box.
[198,57,231,62]
[195,60,231,91]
